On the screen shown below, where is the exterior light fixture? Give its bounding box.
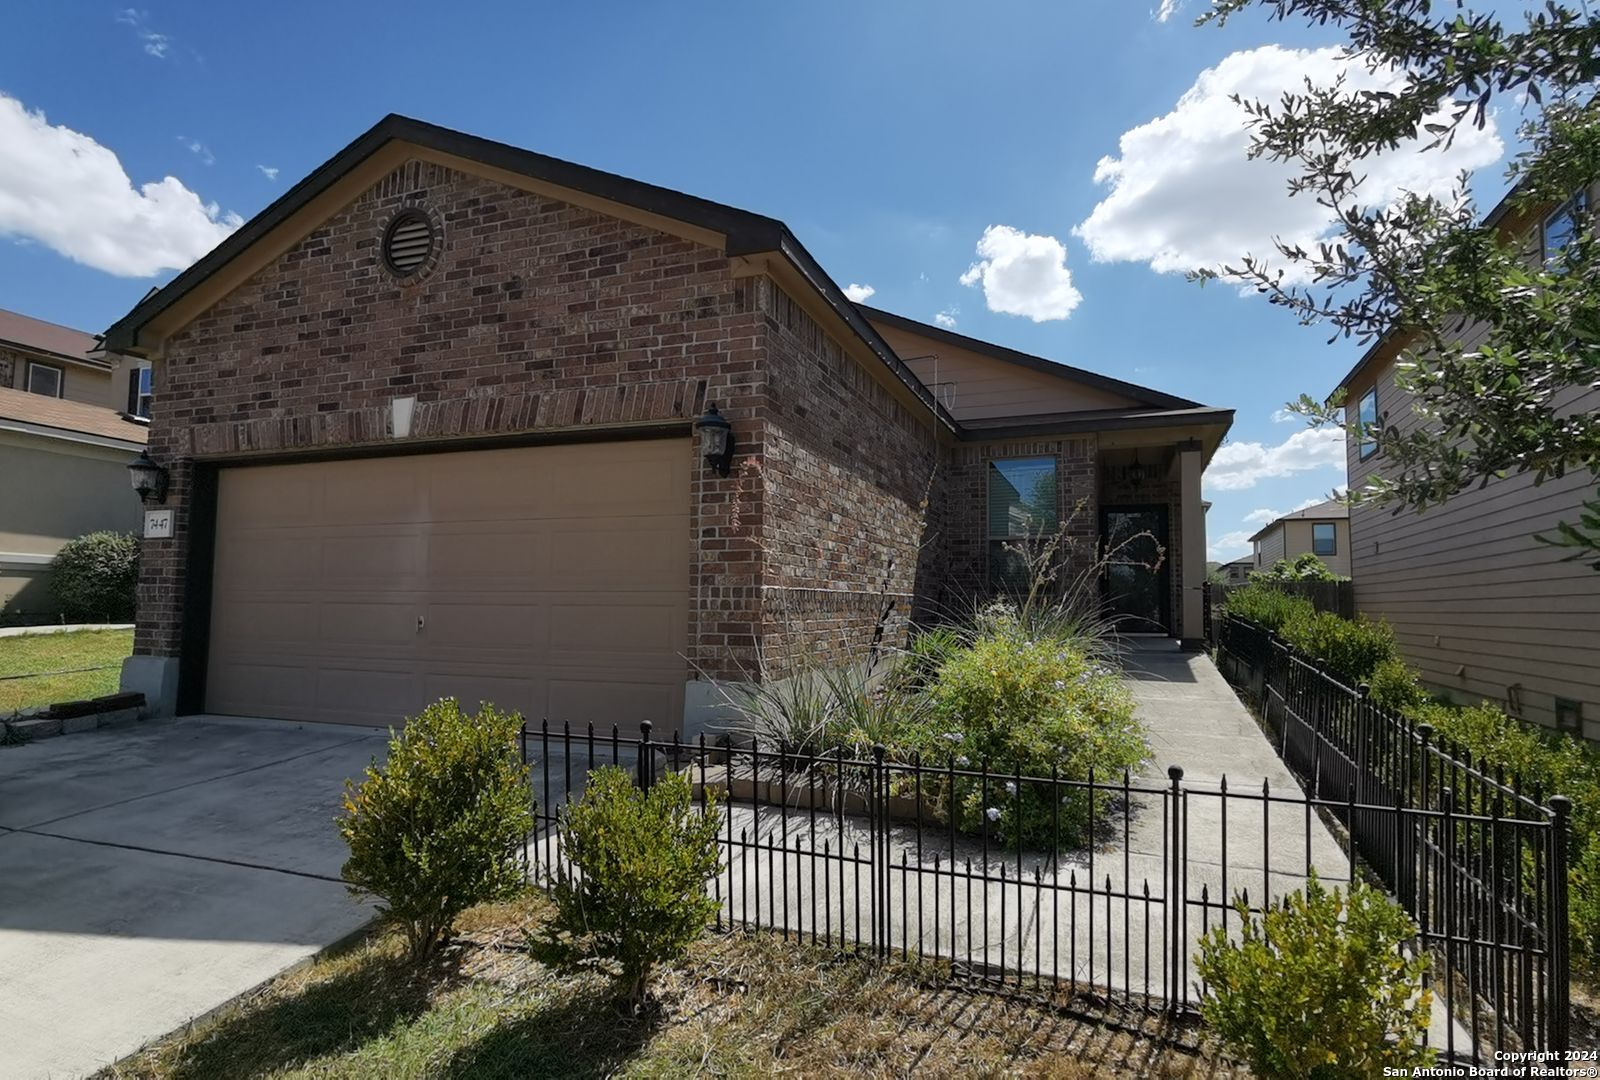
[1125,450,1145,487]
[127,450,169,504]
[694,403,734,477]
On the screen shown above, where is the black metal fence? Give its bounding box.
[1209,612,1571,1056]
[519,714,1570,1063]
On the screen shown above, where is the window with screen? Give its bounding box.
[127,366,153,419]
[26,362,63,398]
[987,457,1057,590]
[1357,387,1378,460]
[1312,522,1336,556]
[1542,191,1587,268]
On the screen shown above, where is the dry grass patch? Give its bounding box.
[105,895,1241,1080]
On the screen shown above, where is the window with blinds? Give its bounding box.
[987,456,1058,591]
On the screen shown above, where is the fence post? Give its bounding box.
[872,742,888,959]
[1549,795,1571,1052]
[1168,764,1185,1014]
[637,720,654,792]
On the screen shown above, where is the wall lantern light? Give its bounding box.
[128,450,169,504]
[694,403,734,477]
[1123,450,1145,487]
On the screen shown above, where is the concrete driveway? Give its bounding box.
[0,715,389,1080]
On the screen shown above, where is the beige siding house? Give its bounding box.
[1249,500,1351,577]
[1333,182,1600,739]
[0,386,147,619]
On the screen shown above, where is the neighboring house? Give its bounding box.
[0,307,153,418]
[0,385,148,619]
[1332,180,1600,739]
[1219,557,1253,586]
[1248,500,1350,577]
[102,115,1232,730]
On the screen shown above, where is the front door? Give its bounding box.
[1101,505,1170,634]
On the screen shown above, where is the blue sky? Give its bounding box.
[0,1,1514,560]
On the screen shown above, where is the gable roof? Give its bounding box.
[859,305,1203,412]
[0,308,107,368]
[100,113,954,431]
[0,385,148,446]
[1247,498,1348,542]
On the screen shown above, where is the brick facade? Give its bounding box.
[939,436,1099,609]
[757,280,938,672]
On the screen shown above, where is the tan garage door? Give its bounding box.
[205,440,690,731]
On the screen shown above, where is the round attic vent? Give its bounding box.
[382,210,434,276]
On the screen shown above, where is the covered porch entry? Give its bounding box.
[1098,434,1208,646]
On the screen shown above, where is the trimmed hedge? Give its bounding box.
[50,531,138,622]
[1221,582,1600,973]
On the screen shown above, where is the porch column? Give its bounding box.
[1178,439,1205,649]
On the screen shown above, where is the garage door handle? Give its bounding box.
[416,615,425,633]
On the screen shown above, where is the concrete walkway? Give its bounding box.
[0,623,134,638]
[0,715,385,1080]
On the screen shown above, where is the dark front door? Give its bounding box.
[1101,505,1171,634]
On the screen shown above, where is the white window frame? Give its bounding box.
[26,361,64,398]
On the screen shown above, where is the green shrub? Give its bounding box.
[1367,657,1427,713]
[50,531,138,622]
[1197,872,1434,1078]
[1279,608,1398,685]
[339,698,532,960]
[544,767,723,1008]
[1252,552,1342,582]
[1415,700,1600,968]
[1221,583,1314,633]
[917,604,1146,847]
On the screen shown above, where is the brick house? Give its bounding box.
[103,115,1232,731]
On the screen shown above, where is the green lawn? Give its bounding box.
[103,896,1235,1080]
[0,628,133,715]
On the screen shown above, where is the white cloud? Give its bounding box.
[1242,496,1326,527]
[1209,530,1254,562]
[959,225,1083,322]
[257,164,279,181]
[934,307,958,329]
[1204,427,1345,492]
[0,94,242,277]
[1073,45,1503,281]
[178,136,214,166]
[116,9,171,58]
[843,282,875,303]
[1270,407,1298,423]
[1155,0,1185,23]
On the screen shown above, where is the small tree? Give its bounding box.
[543,767,723,1009]
[339,698,532,961]
[1196,872,1434,1078]
[1251,552,1341,583]
[50,531,139,621]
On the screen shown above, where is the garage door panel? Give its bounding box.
[426,531,544,580]
[547,678,682,728]
[321,534,425,581]
[206,662,315,715]
[550,602,682,654]
[420,674,539,718]
[548,525,688,588]
[211,600,316,645]
[321,462,423,525]
[319,602,418,647]
[207,440,689,731]
[218,537,322,583]
[422,602,546,649]
[219,470,320,528]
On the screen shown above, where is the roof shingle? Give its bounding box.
[0,385,148,445]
